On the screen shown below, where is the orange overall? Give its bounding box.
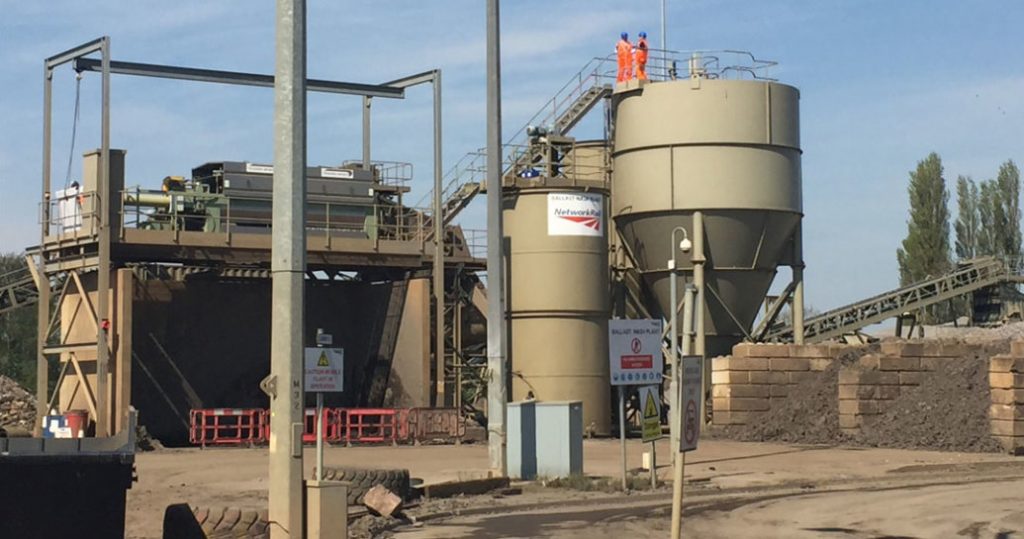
[616,38,633,82]
[634,37,649,80]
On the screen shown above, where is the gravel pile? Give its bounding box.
[856,343,1005,453]
[0,375,36,430]
[709,345,876,445]
[713,340,1007,453]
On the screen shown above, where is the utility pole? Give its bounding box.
[485,0,507,477]
[269,0,306,537]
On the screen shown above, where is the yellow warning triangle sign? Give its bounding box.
[317,351,330,367]
[644,391,658,419]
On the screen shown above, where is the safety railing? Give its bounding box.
[460,229,487,259]
[413,49,776,225]
[340,159,414,187]
[119,188,430,246]
[40,190,101,241]
[189,408,267,448]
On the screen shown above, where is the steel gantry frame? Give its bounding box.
[363,69,449,407]
[37,36,453,439]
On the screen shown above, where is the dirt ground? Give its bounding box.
[127,439,1023,538]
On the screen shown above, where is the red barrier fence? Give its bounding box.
[189,408,267,448]
[189,407,463,447]
[408,407,465,444]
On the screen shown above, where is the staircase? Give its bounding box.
[416,57,616,237]
[0,266,39,316]
[764,257,1018,343]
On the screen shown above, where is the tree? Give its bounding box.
[977,180,998,256]
[0,253,37,390]
[897,153,951,287]
[954,175,979,260]
[995,160,1022,263]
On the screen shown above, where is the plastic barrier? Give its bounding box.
[408,407,465,444]
[189,407,466,446]
[189,408,267,447]
[340,408,406,445]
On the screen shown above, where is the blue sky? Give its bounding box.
[1,0,1022,312]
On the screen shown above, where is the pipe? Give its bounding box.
[362,96,372,169]
[269,0,307,537]
[485,0,508,477]
[692,210,706,422]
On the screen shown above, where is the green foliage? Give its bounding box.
[995,160,1022,262]
[954,176,979,260]
[977,180,998,256]
[0,253,37,389]
[897,153,951,286]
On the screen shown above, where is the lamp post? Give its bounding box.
[668,226,691,458]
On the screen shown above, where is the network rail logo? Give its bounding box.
[547,192,603,236]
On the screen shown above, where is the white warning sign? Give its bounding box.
[608,319,664,386]
[547,192,603,236]
[304,347,344,392]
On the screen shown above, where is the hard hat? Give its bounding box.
[621,32,628,40]
[639,31,647,38]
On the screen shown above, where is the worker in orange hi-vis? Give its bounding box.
[634,31,649,80]
[616,32,633,82]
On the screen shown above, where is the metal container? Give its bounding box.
[504,172,611,435]
[612,78,802,357]
[507,400,583,479]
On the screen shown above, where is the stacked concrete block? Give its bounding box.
[711,343,833,426]
[989,344,1024,455]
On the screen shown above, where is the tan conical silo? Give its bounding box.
[504,141,611,435]
[611,77,803,358]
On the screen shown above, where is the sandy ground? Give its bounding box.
[391,460,1024,538]
[127,439,1022,538]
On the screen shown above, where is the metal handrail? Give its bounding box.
[414,49,777,219]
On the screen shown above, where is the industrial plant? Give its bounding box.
[1,3,1023,538]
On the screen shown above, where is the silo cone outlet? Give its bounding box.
[615,209,800,357]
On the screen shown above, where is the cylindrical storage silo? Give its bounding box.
[504,178,611,435]
[611,78,802,357]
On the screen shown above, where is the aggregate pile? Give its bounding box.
[712,345,873,445]
[0,375,37,431]
[713,339,1007,453]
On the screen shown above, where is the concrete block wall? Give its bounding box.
[990,343,1024,455]
[711,343,834,426]
[837,342,966,435]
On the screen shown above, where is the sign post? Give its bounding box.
[640,384,661,488]
[609,319,663,491]
[671,355,702,539]
[305,331,343,482]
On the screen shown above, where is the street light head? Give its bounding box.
[679,238,692,253]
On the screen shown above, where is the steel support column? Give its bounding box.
[792,221,805,345]
[269,1,307,537]
[95,36,112,437]
[485,0,508,477]
[433,70,445,407]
